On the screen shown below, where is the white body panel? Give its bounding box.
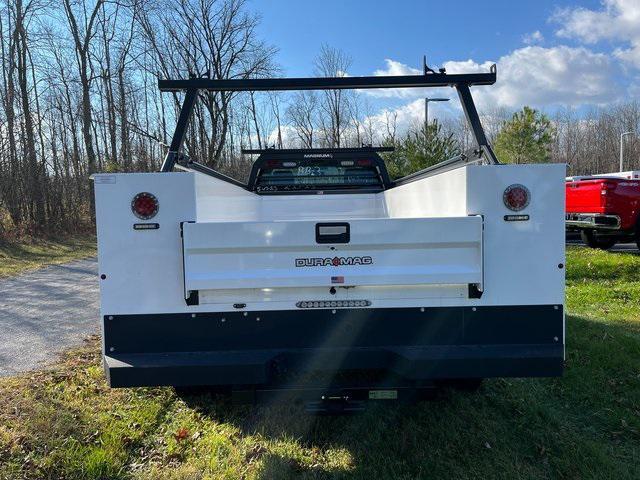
[94,172,195,315]
[94,163,565,316]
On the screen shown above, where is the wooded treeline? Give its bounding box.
[0,0,638,237]
[0,0,280,236]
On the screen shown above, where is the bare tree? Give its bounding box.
[347,92,364,147]
[15,0,46,229]
[62,0,104,221]
[383,110,398,144]
[314,44,352,147]
[361,97,376,146]
[269,92,283,149]
[0,1,22,227]
[286,91,318,148]
[142,0,277,166]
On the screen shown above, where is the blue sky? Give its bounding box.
[253,0,639,127]
[255,0,600,76]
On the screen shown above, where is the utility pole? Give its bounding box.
[424,97,449,155]
[424,97,449,131]
[620,131,634,172]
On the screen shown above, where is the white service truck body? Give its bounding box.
[94,161,565,389]
[93,67,565,399]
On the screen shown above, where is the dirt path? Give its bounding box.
[0,257,99,376]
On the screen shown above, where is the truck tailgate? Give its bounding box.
[566,180,605,213]
[182,216,483,291]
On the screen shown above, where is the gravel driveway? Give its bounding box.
[0,258,99,376]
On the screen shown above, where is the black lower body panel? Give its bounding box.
[103,305,564,388]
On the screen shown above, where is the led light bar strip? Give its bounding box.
[296,300,372,309]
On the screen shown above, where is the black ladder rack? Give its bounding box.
[159,64,500,175]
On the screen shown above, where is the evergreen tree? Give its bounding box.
[383,121,459,179]
[494,106,555,164]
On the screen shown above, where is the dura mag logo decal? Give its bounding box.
[295,256,373,267]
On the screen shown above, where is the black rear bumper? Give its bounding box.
[103,305,564,388]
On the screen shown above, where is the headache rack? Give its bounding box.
[244,147,394,194]
[158,63,500,185]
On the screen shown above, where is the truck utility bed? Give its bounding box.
[95,159,565,389]
[93,66,566,399]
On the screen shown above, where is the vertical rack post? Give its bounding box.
[161,88,198,172]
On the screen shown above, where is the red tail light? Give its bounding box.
[503,184,530,211]
[601,181,616,195]
[131,192,159,219]
[357,159,372,166]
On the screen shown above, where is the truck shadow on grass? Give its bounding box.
[1,312,639,480]
[175,311,640,480]
[179,387,475,479]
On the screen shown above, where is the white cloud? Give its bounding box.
[373,59,421,77]
[523,30,544,45]
[365,98,426,135]
[455,46,619,109]
[553,0,640,67]
[366,46,620,109]
[363,58,450,98]
[265,124,298,147]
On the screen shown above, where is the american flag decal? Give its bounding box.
[331,276,345,284]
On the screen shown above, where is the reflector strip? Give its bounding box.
[504,215,529,222]
[133,223,160,230]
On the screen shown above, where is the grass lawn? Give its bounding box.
[1,246,639,479]
[0,236,96,278]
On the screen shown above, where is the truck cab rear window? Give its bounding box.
[255,161,383,193]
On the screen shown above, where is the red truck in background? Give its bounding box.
[566,171,640,249]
